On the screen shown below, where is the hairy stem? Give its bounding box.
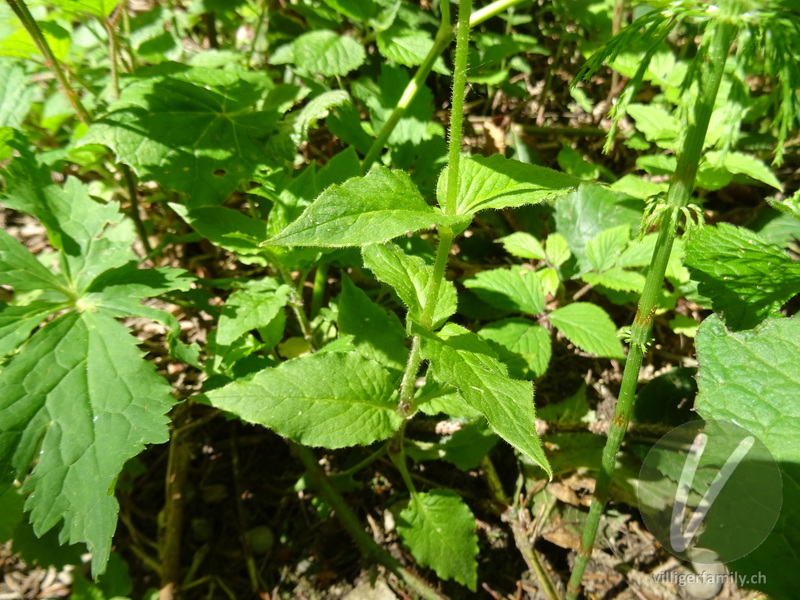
[361,0,523,171]
[566,19,737,600]
[291,443,448,600]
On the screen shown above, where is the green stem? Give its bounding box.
[6,0,92,124]
[361,0,524,172]
[122,164,153,255]
[443,0,472,216]
[566,19,737,600]
[394,0,471,412]
[309,263,328,319]
[291,443,448,600]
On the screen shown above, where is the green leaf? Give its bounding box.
[361,242,456,326]
[337,276,408,371]
[554,184,644,276]
[438,154,580,215]
[537,383,595,424]
[627,103,678,149]
[49,0,118,17]
[695,315,800,599]
[0,60,34,129]
[706,151,782,191]
[583,267,646,293]
[418,324,551,476]
[478,319,552,379]
[0,311,176,576]
[170,204,267,257]
[545,233,571,267]
[217,279,291,346]
[397,490,478,589]
[292,30,366,77]
[463,266,544,315]
[81,66,280,206]
[0,228,67,294]
[548,303,624,359]
[495,232,546,260]
[268,167,454,247]
[0,302,62,358]
[206,352,403,448]
[377,27,446,73]
[585,224,630,272]
[685,223,800,330]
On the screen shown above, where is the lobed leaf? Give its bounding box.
[0,312,176,576]
[81,65,280,206]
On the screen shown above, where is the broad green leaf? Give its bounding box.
[217,279,291,346]
[627,103,678,149]
[438,154,580,215]
[585,224,630,272]
[292,30,365,77]
[545,233,571,267]
[706,151,782,191]
[0,9,70,62]
[0,311,176,576]
[695,315,800,599]
[406,421,498,470]
[463,266,545,316]
[206,352,403,448]
[397,490,478,589]
[557,145,600,180]
[267,167,456,247]
[537,383,595,424]
[376,27,446,73]
[495,231,546,260]
[554,185,643,275]
[685,223,800,330]
[48,0,118,17]
[418,324,551,475]
[0,60,33,129]
[0,301,62,358]
[354,64,435,147]
[478,319,552,379]
[0,228,67,293]
[81,66,279,206]
[361,242,456,326]
[337,276,408,371]
[170,204,267,257]
[548,303,624,359]
[583,267,646,292]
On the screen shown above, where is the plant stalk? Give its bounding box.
[291,443,448,600]
[6,0,92,124]
[361,0,524,171]
[566,19,737,600]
